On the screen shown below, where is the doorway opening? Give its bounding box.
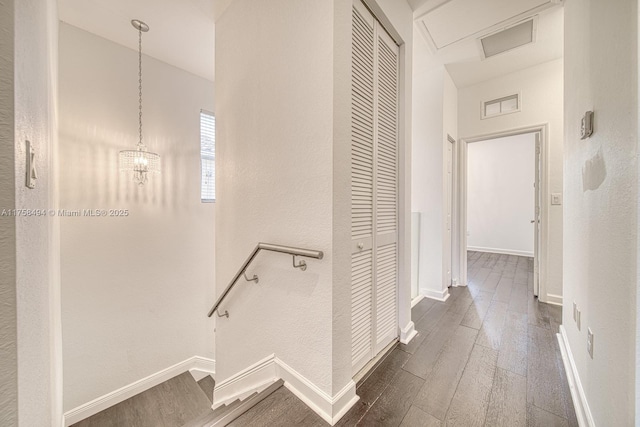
[457,125,548,298]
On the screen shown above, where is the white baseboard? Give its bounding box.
[212,354,278,408]
[557,326,595,427]
[421,287,450,302]
[276,357,358,425]
[399,321,417,344]
[63,355,216,426]
[190,357,216,382]
[467,246,534,258]
[213,355,358,425]
[411,294,425,308]
[544,293,563,306]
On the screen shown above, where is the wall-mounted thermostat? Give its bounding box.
[580,111,594,139]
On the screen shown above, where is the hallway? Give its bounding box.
[334,251,578,426]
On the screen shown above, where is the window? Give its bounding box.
[482,93,520,119]
[200,111,215,202]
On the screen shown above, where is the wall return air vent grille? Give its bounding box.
[482,93,521,119]
[479,18,536,59]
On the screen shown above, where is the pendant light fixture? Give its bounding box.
[119,19,160,186]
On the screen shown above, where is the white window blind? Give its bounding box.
[200,111,215,202]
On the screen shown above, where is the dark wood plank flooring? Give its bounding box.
[337,251,577,426]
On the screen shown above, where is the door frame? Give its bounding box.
[445,135,456,288]
[456,123,550,301]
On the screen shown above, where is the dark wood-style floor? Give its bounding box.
[233,251,578,427]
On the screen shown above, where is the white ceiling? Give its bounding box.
[417,0,552,49]
[58,0,218,82]
[412,0,564,88]
[58,0,563,89]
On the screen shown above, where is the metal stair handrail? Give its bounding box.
[207,243,324,318]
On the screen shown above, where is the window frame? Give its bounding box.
[200,109,216,203]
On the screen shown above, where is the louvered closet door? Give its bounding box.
[351,0,375,375]
[351,0,399,375]
[374,28,399,355]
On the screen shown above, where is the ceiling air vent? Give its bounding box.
[479,18,537,59]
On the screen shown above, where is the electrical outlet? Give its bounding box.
[587,328,594,358]
[573,302,577,321]
[576,309,581,331]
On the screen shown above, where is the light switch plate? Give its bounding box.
[26,140,37,189]
[573,302,577,321]
[576,309,581,331]
[580,111,594,139]
[551,193,562,205]
[587,328,594,358]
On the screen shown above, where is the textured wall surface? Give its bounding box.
[0,0,18,425]
[411,57,460,297]
[14,0,57,424]
[215,0,335,394]
[459,58,564,301]
[411,50,445,297]
[563,0,637,424]
[59,23,215,411]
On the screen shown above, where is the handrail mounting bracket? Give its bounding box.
[292,255,307,271]
[243,272,259,284]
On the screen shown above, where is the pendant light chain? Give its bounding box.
[138,26,143,149]
[119,19,160,186]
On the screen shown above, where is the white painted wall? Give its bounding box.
[58,23,215,411]
[215,0,414,415]
[215,0,334,395]
[6,0,62,425]
[0,0,61,424]
[458,58,564,302]
[411,31,458,300]
[467,133,535,256]
[563,0,637,425]
[0,1,18,424]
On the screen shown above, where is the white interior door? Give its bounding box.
[533,133,541,296]
[351,0,399,374]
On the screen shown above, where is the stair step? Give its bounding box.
[212,396,244,419]
[73,372,212,427]
[197,376,215,404]
[182,380,284,427]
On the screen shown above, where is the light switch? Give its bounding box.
[551,193,562,205]
[580,111,594,139]
[26,140,37,189]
